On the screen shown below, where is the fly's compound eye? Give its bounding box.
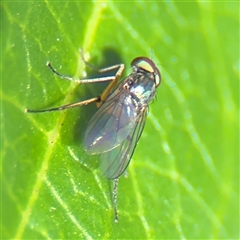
[131,57,161,87]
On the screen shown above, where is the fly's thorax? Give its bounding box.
[127,72,156,105]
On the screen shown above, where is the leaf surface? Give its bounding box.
[2,2,239,239]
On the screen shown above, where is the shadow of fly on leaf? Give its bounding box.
[26,50,162,222]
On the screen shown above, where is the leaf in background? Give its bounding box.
[2,1,239,239]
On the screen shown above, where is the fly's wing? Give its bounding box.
[99,107,148,179]
[84,86,139,155]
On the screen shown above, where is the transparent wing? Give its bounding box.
[84,85,139,154]
[99,108,148,179]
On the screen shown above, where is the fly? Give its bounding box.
[26,55,161,222]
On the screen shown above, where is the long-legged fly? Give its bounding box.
[26,54,161,222]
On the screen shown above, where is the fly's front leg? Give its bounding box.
[46,62,117,84]
[79,49,125,107]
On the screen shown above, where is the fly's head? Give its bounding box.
[131,57,161,87]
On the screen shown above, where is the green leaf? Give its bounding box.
[2,1,239,239]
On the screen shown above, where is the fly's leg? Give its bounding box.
[113,178,119,222]
[26,57,124,113]
[46,60,124,108]
[96,63,124,107]
[26,96,100,113]
[79,49,125,107]
[46,61,120,85]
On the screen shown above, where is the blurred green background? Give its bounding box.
[2,1,239,239]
